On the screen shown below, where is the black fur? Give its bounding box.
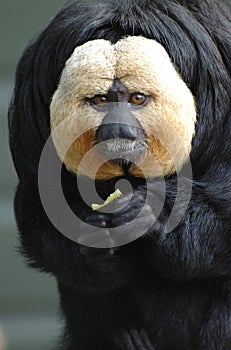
[9,0,231,349]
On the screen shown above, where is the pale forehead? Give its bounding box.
[63,36,171,82]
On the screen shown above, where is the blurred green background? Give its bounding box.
[0,1,67,349]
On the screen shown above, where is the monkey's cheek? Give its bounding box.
[129,137,191,178]
[129,154,176,178]
[63,138,123,180]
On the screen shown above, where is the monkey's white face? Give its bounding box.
[50,36,196,179]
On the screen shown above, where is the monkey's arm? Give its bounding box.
[112,180,230,281]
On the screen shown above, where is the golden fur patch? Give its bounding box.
[50,36,196,179]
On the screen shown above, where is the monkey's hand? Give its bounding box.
[78,189,156,260]
[78,212,113,248]
[111,190,157,243]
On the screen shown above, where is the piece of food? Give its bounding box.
[92,189,123,211]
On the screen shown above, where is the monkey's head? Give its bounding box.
[50,36,196,180]
[9,0,229,187]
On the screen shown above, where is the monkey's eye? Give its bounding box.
[92,95,108,106]
[129,93,147,105]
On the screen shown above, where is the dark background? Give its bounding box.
[0,1,230,349]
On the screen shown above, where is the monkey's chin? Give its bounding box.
[93,159,146,180]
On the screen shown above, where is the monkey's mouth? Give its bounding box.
[96,138,147,163]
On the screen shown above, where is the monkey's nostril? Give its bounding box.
[96,123,144,142]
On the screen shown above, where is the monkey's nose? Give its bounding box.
[96,123,144,142]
